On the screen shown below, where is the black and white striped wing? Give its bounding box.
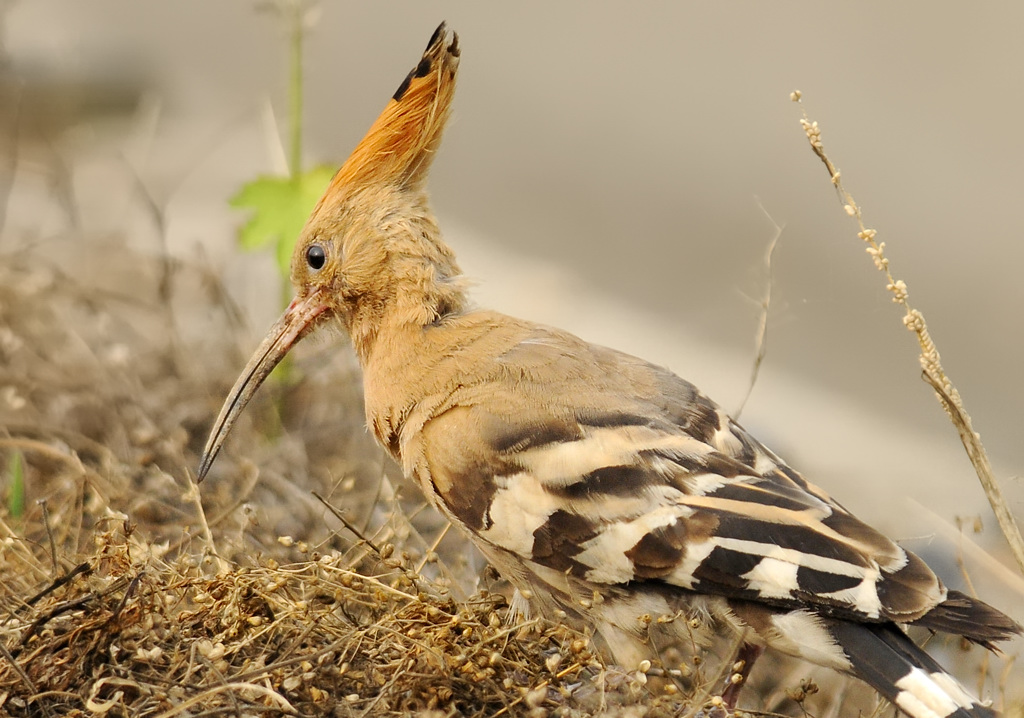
[416,358,943,624]
[479,408,943,625]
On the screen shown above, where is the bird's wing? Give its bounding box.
[413,326,946,626]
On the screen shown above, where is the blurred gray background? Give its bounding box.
[3,2,1022,604]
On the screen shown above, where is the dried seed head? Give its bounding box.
[525,686,548,708]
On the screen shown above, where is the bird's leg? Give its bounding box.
[720,642,763,709]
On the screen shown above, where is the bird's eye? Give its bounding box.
[306,244,327,270]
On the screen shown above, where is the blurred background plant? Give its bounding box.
[4,450,23,519]
[230,0,334,307]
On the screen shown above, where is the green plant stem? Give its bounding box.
[282,0,305,363]
[280,0,303,315]
[288,0,303,181]
[7,449,25,519]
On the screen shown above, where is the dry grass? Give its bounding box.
[0,520,628,717]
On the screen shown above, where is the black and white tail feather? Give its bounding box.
[832,621,995,718]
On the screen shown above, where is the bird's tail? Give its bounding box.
[910,589,1022,651]
[829,620,996,718]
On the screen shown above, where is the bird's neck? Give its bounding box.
[354,307,459,467]
[357,308,524,469]
[345,256,468,366]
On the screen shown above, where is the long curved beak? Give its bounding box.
[197,289,329,482]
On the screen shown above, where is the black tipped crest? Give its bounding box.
[392,74,413,102]
[425,21,445,52]
[329,22,458,192]
[393,21,453,101]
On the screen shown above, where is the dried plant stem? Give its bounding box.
[0,640,52,718]
[151,681,297,717]
[491,661,585,718]
[998,656,1017,712]
[185,471,229,574]
[416,520,452,574]
[735,200,783,419]
[679,629,748,718]
[37,499,58,575]
[792,91,1024,576]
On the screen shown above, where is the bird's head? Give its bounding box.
[198,23,464,481]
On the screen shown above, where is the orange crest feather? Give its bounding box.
[328,23,459,199]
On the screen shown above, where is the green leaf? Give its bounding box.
[7,450,24,518]
[230,164,336,277]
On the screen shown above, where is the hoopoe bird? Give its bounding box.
[199,23,1021,717]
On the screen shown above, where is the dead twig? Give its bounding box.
[792,90,1024,576]
[735,200,783,419]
